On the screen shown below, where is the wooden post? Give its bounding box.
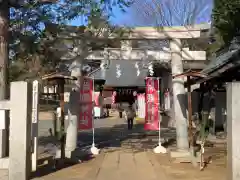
[187,76,193,148]
[31,80,39,172]
[58,79,65,159]
[187,76,198,167]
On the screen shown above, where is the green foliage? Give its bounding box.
[9,0,132,80]
[212,0,240,45]
[206,34,224,58]
[9,63,25,81]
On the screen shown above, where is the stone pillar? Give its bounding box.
[65,90,79,157]
[65,60,82,157]
[170,39,188,151]
[9,81,32,180]
[0,112,7,158]
[227,82,240,180]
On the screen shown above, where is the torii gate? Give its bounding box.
[85,25,207,151]
[66,24,208,158]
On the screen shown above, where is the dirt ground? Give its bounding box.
[155,142,227,180]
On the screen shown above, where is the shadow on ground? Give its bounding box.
[35,120,176,178]
[31,152,94,179]
[71,121,176,153]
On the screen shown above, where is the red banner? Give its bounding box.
[79,77,93,130]
[145,77,160,130]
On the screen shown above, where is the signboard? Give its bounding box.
[94,107,101,118]
[116,89,135,95]
[32,80,39,124]
[31,80,39,172]
[145,77,160,130]
[31,81,39,126]
[79,77,93,130]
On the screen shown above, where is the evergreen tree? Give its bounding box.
[0,0,132,157]
[212,0,240,45]
[7,0,132,80]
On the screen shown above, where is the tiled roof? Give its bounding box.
[202,49,240,75]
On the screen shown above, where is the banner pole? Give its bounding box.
[153,77,167,154]
[90,76,100,155]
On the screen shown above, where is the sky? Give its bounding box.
[70,0,213,27]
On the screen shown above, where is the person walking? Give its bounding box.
[125,103,136,130]
[117,102,122,118]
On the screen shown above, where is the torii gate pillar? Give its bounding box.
[170,39,189,151]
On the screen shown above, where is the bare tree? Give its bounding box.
[128,1,211,144]
[131,0,212,26]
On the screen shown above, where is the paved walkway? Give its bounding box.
[33,150,168,180]
[33,117,226,180]
[33,144,226,180]
[0,117,227,180]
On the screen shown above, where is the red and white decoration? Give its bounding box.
[79,77,93,130]
[94,92,104,117]
[164,88,171,111]
[94,92,100,106]
[112,91,116,104]
[137,94,145,119]
[145,77,160,131]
